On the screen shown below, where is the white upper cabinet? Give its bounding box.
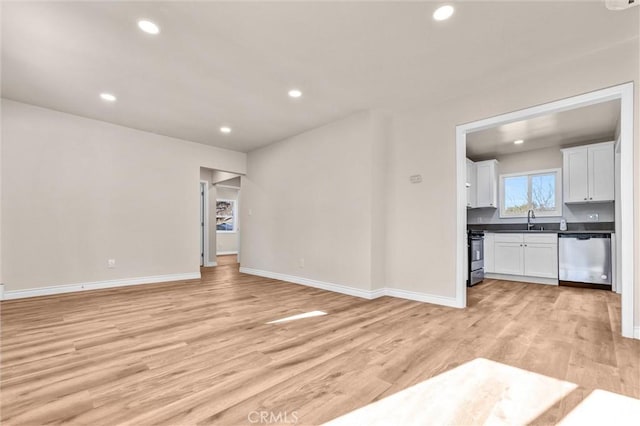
[466,158,477,208]
[562,142,614,203]
[588,143,615,202]
[475,160,498,208]
[563,149,589,203]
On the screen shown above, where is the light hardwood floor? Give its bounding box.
[1,260,639,425]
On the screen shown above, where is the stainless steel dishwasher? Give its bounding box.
[558,233,612,290]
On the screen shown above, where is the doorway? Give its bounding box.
[215,177,241,265]
[455,83,635,338]
[200,168,243,267]
[199,181,209,267]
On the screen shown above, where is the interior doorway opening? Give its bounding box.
[199,181,208,267]
[199,167,242,268]
[455,83,635,339]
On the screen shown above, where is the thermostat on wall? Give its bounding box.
[410,174,422,184]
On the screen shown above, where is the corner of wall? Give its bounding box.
[0,98,3,294]
[370,111,392,291]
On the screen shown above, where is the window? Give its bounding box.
[216,199,236,232]
[500,168,562,218]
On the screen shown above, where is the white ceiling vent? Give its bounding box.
[605,0,638,10]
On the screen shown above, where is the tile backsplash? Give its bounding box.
[467,202,614,225]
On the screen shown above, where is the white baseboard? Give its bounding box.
[239,267,376,299]
[384,287,461,308]
[370,288,387,299]
[204,261,218,267]
[634,326,640,340]
[485,273,558,286]
[239,267,461,308]
[1,272,201,301]
[217,251,238,256]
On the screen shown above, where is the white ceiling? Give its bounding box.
[2,1,638,152]
[466,99,621,159]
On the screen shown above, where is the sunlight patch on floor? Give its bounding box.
[324,358,577,426]
[266,310,327,324]
[558,389,640,426]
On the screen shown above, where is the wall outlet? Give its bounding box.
[107,259,116,268]
[299,258,305,268]
[587,213,600,222]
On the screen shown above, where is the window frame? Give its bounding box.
[499,168,563,218]
[216,198,237,233]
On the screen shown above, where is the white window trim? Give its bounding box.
[499,168,562,218]
[216,198,237,234]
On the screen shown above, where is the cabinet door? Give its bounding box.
[466,159,477,208]
[484,233,495,273]
[588,144,614,202]
[493,242,524,275]
[476,161,496,208]
[523,243,558,279]
[564,149,589,202]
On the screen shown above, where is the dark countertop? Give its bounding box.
[485,230,613,234]
[468,222,614,234]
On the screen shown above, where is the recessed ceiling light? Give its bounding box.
[220,126,232,134]
[138,20,160,35]
[288,89,302,98]
[433,5,455,21]
[100,93,117,102]
[514,139,524,145]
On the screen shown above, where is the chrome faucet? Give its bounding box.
[527,209,536,231]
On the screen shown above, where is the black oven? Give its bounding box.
[468,230,485,287]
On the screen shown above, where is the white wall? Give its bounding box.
[467,145,615,225]
[1,100,246,292]
[219,176,241,187]
[241,111,388,292]
[493,145,563,175]
[385,38,639,315]
[0,99,3,296]
[370,112,391,291]
[216,185,240,255]
[212,170,241,185]
[241,37,638,319]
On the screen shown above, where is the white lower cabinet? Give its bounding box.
[523,243,558,279]
[484,233,495,273]
[494,242,525,275]
[488,233,558,281]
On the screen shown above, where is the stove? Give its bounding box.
[467,230,484,287]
